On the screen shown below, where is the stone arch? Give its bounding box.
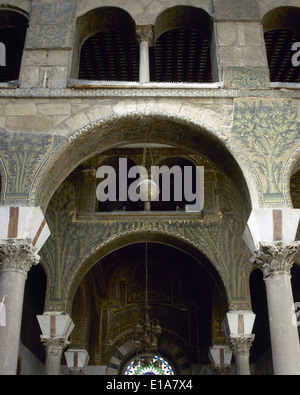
[72,6,136,79]
[0,154,7,202]
[64,233,228,370]
[283,147,300,207]
[30,112,257,212]
[55,229,230,314]
[107,337,192,375]
[262,6,300,34]
[154,5,212,43]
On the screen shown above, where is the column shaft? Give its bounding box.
[229,335,254,375]
[0,240,39,375]
[139,40,150,83]
[0,270,26,375]
[265,272,300,375]
[42,337,69,375]
[253,242,300,375]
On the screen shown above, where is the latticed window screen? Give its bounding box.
[79,28,212,83]
[264,29,300,83]
[0,28,27,83]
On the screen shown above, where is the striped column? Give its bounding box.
[223,311,255,375]
[0,207,50,252]
[65,349,90,375]
[209,345,232,375]
[0,206,50,375]
[37,313,75,375]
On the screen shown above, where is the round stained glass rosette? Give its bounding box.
[125,356,174,375]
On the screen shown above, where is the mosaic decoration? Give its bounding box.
[125,356,174,376]
[0,132,54,199]
[232,100,300,203]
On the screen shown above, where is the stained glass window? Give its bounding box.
[125,355,175,375]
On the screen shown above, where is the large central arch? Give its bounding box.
[30,112,254,213]
[60,228,230,314]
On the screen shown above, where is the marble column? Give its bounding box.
[252,242,300,375]
[37,313,74,375]
[41,336,70,375]
[137,26,153,83]
[229,335,255,375]
[0,239,40,375]
[223,310,255,375]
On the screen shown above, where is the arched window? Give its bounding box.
[124,355,175,375]
[0,9,28,83]
[263,7,300,83]
[151,6,213,83]
[76,7,139,81]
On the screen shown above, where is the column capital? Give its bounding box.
[41,336,70,357]
[136,25,154,46]
[229,335,255,355]
[0,239,40,277]
[252,241,300,279]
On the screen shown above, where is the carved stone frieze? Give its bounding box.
[252,242,300,279]
[0,239,40,276]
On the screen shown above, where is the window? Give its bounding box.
[0,10,28,83]
[125,355,175,375]
[263,6,300,83]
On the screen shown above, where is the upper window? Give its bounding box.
[76,7,139,82]
[263,7,300,83]
[0,10,28,83]
[150,28,212,83]
[151,6,213,83]
[75,6,214,84]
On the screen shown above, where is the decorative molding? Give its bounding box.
[0,87,299,99]
[0,239,40,276]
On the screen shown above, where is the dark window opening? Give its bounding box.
[79,30,139,81]
[150,28,212,83]
[264,28,300,83]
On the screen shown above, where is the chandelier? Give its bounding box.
[134,242,162,368]
[136,132,160,211]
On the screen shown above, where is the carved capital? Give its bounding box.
[229,335,255,355]
[0,239,40,277]
[68,368,85,375]
[214,365,231,375]
[41,336,70,357]
[136,25,154,46]
[252,242,300,279]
